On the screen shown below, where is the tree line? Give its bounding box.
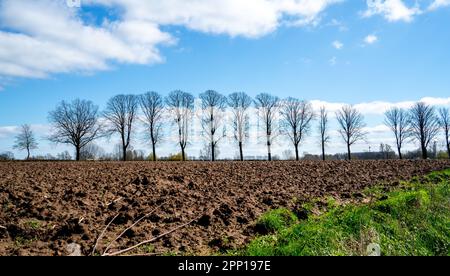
[10,91,450,161]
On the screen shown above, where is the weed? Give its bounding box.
[255,208,298,234]
[14,236,35,248]
[25,219,41,230]
[141,244,155,254]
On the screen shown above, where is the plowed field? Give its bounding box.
[1,160,449,256]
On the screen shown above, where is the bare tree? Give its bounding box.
[166,90,194,161]
[255,93,280,161]
[199,90,227,161]
[48,99,102,161]
[126,147,146,161]
[80,143,105,161]
[438,107,450,158]
[282,149,294,160]
[56,151,72,161]
[228,92,252,161]
[13,124,38,160]
[139,92,165,161]
[280,98,314,161]
[0,152,14,161]
[379,143,394,159]
[318,106,330,161]
[409,102,440,159]
[336,105,367,160]
[103,95,139,161]
[199,142,221,161]
[384,107,411,159]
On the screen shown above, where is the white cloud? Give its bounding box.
[363,124,391,134]
[428,0,450,10]
[419,96,450,106]
[332,40,344,49]
[363,0,421,22]
[89,0,343,35]
[329,56,337,66]
[1,0,450,83]
[0,126,19,139]
[0,0,342,81]
[311,96,450,116]
[364,34,378,44]
[0,124,51,139]
[0,0,174,79]
[327,19,349,32]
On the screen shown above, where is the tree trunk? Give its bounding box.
[26,148,30,160]
[295,144,299,161]
[239,141,243,161]
[446,135,450,159]
[397,146,402,160]
[267,140,272,161]
[211,143,215,161]
[152,142,157,161]
[120,129,126,161]
[181,147,186,161]
[76,146,81,161]
[347,143,351,160]
[421,143,428,159]
[321,140,325,161]
[122,145,127,161]
[447,142,450,159]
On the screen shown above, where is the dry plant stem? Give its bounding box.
[103,204,164,255]
[92,213,120,256]
[105,197,122,207]
[120,252,164,257]
[0,225,6,230]
[103,218,197,256]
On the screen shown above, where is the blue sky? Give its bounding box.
[1,0,450,159]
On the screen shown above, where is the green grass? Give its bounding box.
[25,219,42,230]
[240,169,450,256]
[255,208,298,233]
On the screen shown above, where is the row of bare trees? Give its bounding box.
[42,91,324,162]
[384,103,449,160]
[12,91,450,161]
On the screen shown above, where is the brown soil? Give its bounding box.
[0,160,449,256]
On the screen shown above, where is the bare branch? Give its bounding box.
[165,90,194,161]
[438,107,450,158]
[103,95,139,161]
[13,124,38,160]
[199,90,227,161]
[79,143,105,161]
[384,107,411,159]
[318,106,330,161]
[103,218,197,257]
[116,252,164,256]
[409,102,440,159]
[336,105,367,160]
[280,98,314,161]
[91,213,120,256]
[103,204,163,255]
[48,99,102,161]
[254,93,280,161]
[139,92,165,161]
[228,92,252,161]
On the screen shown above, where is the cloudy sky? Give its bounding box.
[1,0,450,159]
